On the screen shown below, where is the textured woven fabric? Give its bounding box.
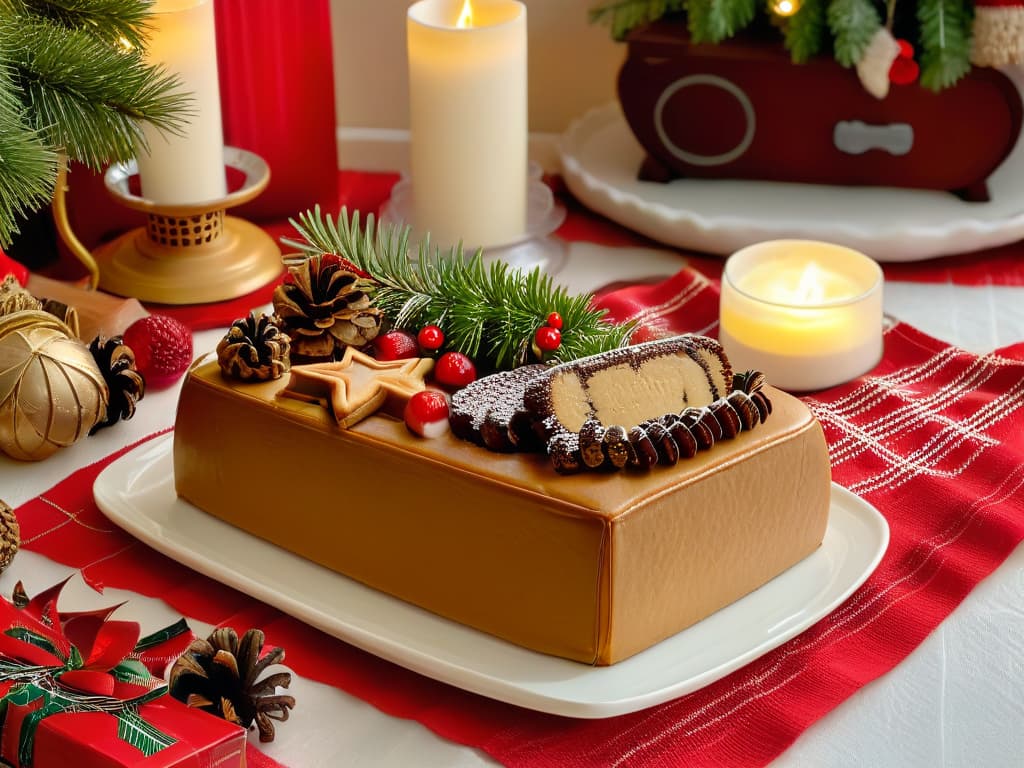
[14,265,1024,768]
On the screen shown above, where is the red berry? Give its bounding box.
[372,329,419,361]
[404,390,451,438]
[122,314,193,389]
[418,325,445,351]
[889,56,919,86]
[896,39,914,59]
[433,351,476,390]
[545,312,563,330]
[534,326,561,352]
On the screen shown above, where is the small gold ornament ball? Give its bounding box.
[0,311,108,461]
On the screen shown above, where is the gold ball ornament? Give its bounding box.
[0,310,109,461]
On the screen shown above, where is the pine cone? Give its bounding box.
[88,336,146,434]
[169,627,295,743]
[272,254,382,362]
[216,312,291,381]
[0,500,19,573]
[0,275,41,317]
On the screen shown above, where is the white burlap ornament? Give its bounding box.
[971,0,1024,66]
[856,26,901,99]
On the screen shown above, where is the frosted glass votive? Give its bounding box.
[719,240,884,392]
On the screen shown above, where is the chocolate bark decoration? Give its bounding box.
[545,369,774,475]
[450,365,546,451]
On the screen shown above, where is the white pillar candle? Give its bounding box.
[135,0,226,204]
[719,240,884,392]
[407,0,528,249]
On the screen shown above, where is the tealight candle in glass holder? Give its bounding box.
[719,240,883,392]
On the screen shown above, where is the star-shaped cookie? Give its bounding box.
[280,347,434,427]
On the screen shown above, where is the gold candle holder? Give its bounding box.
[92,147,282,305]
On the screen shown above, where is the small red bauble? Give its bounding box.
[372,329,419,361]
[418,325,445,351]
[889,39,919,85]
[433,351,477,389]
[122,314,193,389]
[534,326,561,352]
[404,390,451,438]
[545,312,563,330]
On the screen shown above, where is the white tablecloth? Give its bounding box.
[1,241,1021,767]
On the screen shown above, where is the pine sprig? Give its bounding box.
[0,63,57,245]
[689,0,757,44]
[8,0,154,50]
[14,17,190,169]
[283,207,635,372]
[784,0,827,63]
[916,0,971,91]
[827,0,882,67]
[589,0,686,40]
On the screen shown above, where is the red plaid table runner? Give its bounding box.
[13,266,1024,768]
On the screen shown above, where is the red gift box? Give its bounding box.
[0,693,245,768]
[0,581,246,768]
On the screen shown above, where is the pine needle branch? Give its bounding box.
[916,0,971,91]
[827,0,881,67]
[11,0,154,50]
[12,17,191,168]
[0,65,57,246]
[283,207,636,371]
[589,0,686,40]
[784,0,827,63]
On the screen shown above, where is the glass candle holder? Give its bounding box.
[719,240,883,392]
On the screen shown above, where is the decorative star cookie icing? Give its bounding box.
[280,347,434,427]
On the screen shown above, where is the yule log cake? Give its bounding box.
[174,333,831,666]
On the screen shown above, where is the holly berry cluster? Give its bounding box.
[533,312,563,355]
[372,313,568,440]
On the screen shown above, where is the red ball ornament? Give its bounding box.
[417,325,445,351]
[434,351,477,389]
[889,39,919,86]
[122,314,193,390]
[534,326,562,352]
[545,312,563,330]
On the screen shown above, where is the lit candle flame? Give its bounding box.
[456,0,473,28]
[794,262,827,304]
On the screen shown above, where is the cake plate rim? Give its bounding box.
[94,432,889,719]
[560,102,1024,262]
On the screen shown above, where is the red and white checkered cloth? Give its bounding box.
[13,265,1024,768]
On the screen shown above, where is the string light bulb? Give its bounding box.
[772,0,801,17]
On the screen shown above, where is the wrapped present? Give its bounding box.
[0,580,246,768]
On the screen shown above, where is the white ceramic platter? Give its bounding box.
[559,102,1024,262]
[94,433,889,719]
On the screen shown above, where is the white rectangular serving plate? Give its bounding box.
[94,433,889,719]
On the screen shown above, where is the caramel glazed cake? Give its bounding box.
[175,334,832,666]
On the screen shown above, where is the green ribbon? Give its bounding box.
[0,619,192,766]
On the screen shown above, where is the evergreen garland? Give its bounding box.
[827,0,882,66]
[0,0,189,247]
[591,0,976,90]
[916,0,972,91]
[784,0,828,63]
[588,0,686,40]
[283,207,635,372]
[0,63,56,247]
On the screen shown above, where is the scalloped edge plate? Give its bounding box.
[559,98,1024,261]
[95,433,888,718]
